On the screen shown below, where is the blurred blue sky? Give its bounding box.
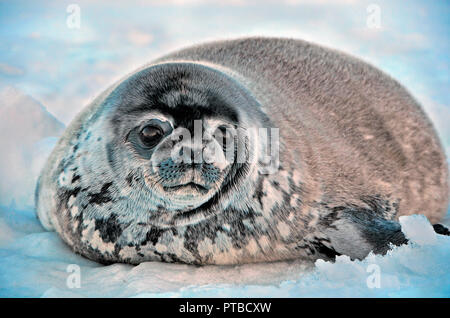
[0,0,449,156]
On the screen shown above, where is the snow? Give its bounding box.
[0,87,449,298]
[0,204,449,297]
[399,214,438,246]
[0,87,64,210]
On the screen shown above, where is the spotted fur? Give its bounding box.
[35,37,449,265]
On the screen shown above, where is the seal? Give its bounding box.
[35,37,449,265]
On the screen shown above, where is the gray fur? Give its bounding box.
[35,37,449,265]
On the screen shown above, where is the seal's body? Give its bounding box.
[36,38,449,265]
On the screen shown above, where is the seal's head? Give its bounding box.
[91,62,267,227]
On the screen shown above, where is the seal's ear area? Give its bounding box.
[319,206,408,260]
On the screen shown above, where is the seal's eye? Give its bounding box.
[139,125,164,148]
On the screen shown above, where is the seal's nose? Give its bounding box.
[177,140,205,164]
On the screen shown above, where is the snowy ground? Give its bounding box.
[0,203,449,297]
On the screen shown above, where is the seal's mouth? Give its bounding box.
[163,182,210,194]
[141,161,251,228]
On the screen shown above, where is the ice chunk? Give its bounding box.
[399,214,437,245]
[0,87,64,208]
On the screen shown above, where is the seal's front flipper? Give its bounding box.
[318,206,407,261]
[433,224,450,236]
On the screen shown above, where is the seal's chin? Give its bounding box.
[140,145,236,225]
[139,175,225,228]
